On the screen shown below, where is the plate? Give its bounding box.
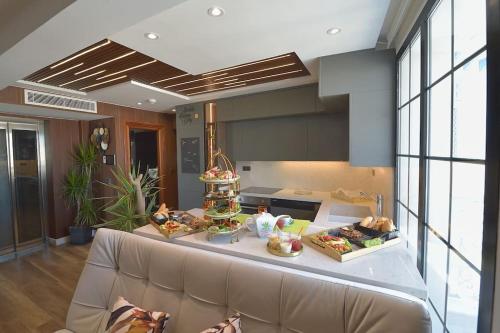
[205,209,242,219]
[266,243,303,257]
[199,175,240,184]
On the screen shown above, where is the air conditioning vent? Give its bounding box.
[24,89,97,113]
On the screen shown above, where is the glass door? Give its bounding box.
[9,123,45,247]
[0,123,14,254]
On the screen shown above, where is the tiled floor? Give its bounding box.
[0,243,90,332]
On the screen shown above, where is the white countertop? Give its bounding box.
[134,208,427,300]
[240,187,377,228]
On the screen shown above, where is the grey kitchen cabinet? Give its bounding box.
[223,112,348,161]
[319,48,395,166]
[217,84,321,122]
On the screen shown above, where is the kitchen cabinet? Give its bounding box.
[319,48,395,167]
[223,112,348,161]
[217,84,323,122]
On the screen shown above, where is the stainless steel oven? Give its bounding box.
[239,195,271,214]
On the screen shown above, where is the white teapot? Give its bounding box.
[244,213,291,238]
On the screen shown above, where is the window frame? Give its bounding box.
[395,0,495,332]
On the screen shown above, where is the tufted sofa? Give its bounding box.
[56,228,431,333]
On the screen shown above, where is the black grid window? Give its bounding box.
[396,0,487,332]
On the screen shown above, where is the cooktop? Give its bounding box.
[240,187,283,195]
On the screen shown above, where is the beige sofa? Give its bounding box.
[57,228,431,333]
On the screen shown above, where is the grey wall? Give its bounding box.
[176,103,205,210]
[319,48,396,167]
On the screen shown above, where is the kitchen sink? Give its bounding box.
[328,203,372,223]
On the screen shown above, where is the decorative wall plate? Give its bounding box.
[91,127,110,152]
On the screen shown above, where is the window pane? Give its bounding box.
[427,160,450,239]
[451,163,484,269]
[409,158,419,213]
[410,35,421,98]
[398,203,408,241]
[429,302,445,333]
[408,214,419,265]
[400,51,410,105]
[428,76,451,157]
[410,97,420,155]
[453,0,486,64]
[453,52,487,159]
[398,157,409,206]
[426,230,448,319]
[446,252,480,333]
[400,105,409,155]
[429,0,452,83]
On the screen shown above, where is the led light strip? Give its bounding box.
[150,73,190,84]
[51,40,111,69]
[202,54,291,76]
[163,72,228,89]
[214,63,296,81]
[38,62,84,83]
[96,60,157,80]
[187,83,246,96]
[74,51,136,75]
[59,70,106,87]
[80,75,127,90]
[130,80,190,100]
[186,69,302,96]
[177,78,239,92]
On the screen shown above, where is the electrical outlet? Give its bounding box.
[242,165,251,171]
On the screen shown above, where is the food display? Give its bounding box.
[201,149,242,243]
[304,225,400,262]
[355,216,398,241]
[207,220,243,242]
[150,206,207,239]
[199,166,240,183]
[267,232,303,257]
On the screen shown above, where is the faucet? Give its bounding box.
[360,192,384,216]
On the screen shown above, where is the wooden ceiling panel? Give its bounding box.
[23,39,309,96]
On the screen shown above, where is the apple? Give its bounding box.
[291,239,302,252]
[276,219,286,230]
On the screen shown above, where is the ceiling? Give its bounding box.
[0,0,394,113]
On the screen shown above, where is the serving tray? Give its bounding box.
[149,211,208,239]
[304,227,401,262]
[266,243,303,257]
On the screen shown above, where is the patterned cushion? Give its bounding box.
[200,313,242,333]
[105,296,170,333]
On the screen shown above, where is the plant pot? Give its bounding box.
[69,225,93,245]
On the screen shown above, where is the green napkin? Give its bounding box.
[234,214,311,235]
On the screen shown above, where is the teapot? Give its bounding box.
[244,213,291,238]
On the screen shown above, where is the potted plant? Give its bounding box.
[63,143,99,244]
[96,165,159,232]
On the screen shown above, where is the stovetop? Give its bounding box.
[240,186,283,195]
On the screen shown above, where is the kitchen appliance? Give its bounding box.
[240,187,282,195]
[239,194,320,222]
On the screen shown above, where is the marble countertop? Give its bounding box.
[240,187,377,228]
[134,208,427,300]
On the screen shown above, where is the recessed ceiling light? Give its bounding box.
[144,32,160,40]
[148,98,157,104]
[326,27,341,35]
[207,6,224,17]
[137,102,143,105]
[172,109,176,112]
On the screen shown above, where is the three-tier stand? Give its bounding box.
[200,149,242,242]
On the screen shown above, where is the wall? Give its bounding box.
[236,161,394,217]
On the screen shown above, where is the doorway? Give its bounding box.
[0,120,46,259]
[125,122,163,205]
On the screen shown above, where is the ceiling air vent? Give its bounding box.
[24,89,97,113]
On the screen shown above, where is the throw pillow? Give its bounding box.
[200,313,242,333]
[105,296,170,333]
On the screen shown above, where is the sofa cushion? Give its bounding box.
[105,296,169,333]
[200,313,242,333]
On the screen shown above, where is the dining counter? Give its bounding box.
[134,208,427,301]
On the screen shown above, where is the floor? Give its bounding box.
[0,242,91,333]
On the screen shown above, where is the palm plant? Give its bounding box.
[96,165,159,232]
[62,143,99,226]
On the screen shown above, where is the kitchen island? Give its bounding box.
[134,208,427,301]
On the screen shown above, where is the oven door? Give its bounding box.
[240,204,259,215]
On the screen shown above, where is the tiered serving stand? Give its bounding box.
[200,149,242,243]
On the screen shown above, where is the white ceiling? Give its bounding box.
[0,0,393,114]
